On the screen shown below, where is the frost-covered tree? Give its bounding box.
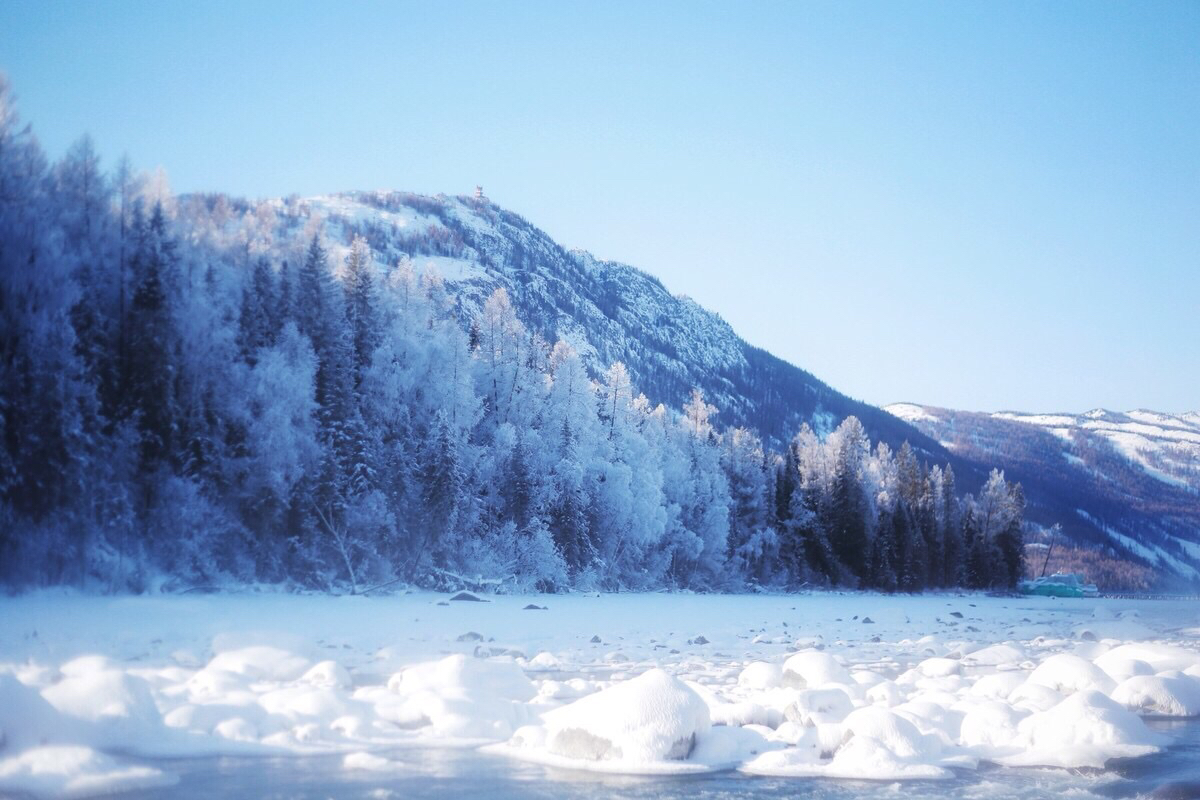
[0,79,1023,593]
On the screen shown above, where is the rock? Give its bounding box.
[861,617,875,624]
[589,635,602,644]
[950,611,964,618]
[449,591,486,602]
[689,635,710,645]
[523,604,546,611]
[456,632,484,642]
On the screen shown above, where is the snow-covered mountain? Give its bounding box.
[887,402,1200,585]
[198,188,1197,586]
[991,409,1200,491]
[259,190,954,460]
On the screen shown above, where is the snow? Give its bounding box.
[495,668,710,768]
[998,690,1167,768]
[993,408,1200,491]
[0,746,177,798]
[1111,674,1200,716]
[884,403,939,424]
[1076,509,1200,580]
[1,591,1199,797]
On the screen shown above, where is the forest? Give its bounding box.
[0,80,1026,594]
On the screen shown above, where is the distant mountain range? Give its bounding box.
[887,403,1200,586]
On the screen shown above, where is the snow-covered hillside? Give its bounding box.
[990,409,1200,491]
[264,191,947,456]
[886,403,1200,584]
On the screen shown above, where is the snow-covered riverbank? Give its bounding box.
[2,592,1199,797]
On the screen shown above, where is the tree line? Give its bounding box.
[0,80,1025,592]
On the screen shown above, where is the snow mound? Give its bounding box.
[1027,653,1116,695]
[738,661,783,689]
[1096,644,1200,675]
[958,698,1025,751]
[0,746,177,799]
[840,706,943,760]
[301,660,353,690]
[0,673,75,751]
[39,657,168,749]
[1111,674,1200,717]
[962,643,1025,667]
[1001,689,1167,768]
[744,716,953,781]
[784,687,854,726]
[379,654,536,740]
[495,669,712,772]
[782,651,852,688]
[206,646,311,681]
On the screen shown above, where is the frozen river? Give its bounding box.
[111,717,1200,800]
[2,592,1199,798]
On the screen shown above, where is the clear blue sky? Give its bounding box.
[2,0,1197,413]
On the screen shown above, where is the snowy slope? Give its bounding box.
[886,403,1200,584]
[993,408,1200,490]
[239,190,960,462]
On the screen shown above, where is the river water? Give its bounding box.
[111,719,1200,800]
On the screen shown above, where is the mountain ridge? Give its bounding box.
[273,190,972,470]
[885,401,1200,585]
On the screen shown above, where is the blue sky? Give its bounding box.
[2,0,1197,413]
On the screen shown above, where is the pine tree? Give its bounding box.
[238,257,276,363]
[995,483,1026,588]
[828,421,870,582]
[344,235,379,382]
[421,413,463,569]
[127,203,179,476]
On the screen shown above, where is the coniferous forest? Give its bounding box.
[0,81,1026,593]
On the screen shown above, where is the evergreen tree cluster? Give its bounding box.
[0,83,1025,592]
